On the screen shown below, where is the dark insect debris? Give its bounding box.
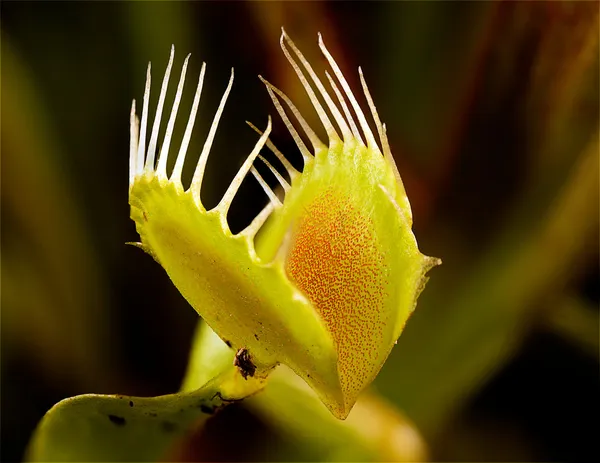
[234,348,256,379]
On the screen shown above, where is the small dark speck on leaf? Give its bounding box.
[161,421,177,433]
[149,412,157,417]
[223,339,232,348]
[129,401,134,407]
[108,415,126,426]
[254,333,259,341]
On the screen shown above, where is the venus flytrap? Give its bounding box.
[26,31,439,463]
[129,31,440,419]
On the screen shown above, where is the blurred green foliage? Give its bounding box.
[2,1,598,462]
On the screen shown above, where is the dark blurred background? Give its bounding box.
[1,1,598,462]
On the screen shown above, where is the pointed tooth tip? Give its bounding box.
[258,75,272,87]
[245,120,261,134]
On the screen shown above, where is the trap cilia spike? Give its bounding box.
[129,33,440,419]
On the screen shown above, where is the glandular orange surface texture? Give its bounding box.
[285,188,389,414]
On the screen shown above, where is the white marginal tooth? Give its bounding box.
[190,68,234,203]
[280,29,348,144]
[260,76,326,155]
[246,121,300,180]
[217,117,272,214]
[318,33,380,152]
[325,70,364,145]
[136,62,151,175]
[379,183,412,226]
[242,201,275,240]
[129,99,139,187]
[259,78,312,163]
[156,53,190,180]
[171,62,206,186]
[146,46,175,171]
[382,123,412,222]
[251,166,283,207]
[257,154,290,193]
[359,67,401,181]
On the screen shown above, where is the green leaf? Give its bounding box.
[26,351,265,462]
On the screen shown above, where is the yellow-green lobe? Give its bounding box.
[129,174,343,412]
[256,141,434,418]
